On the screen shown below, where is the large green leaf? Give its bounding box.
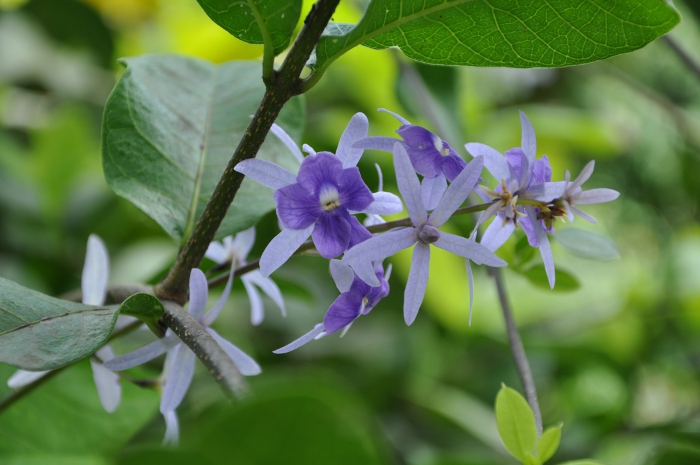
[196,0,302,55]
[0,277,118,371]
[495,385,538,463]
[102,55,305,243]
[311,0,680,70]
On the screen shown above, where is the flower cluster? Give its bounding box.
[237,109,618,349]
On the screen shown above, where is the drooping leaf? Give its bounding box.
[102,54,305,243]
[537,425,562,463]
[521,266,580,292]
[555,228,622,261]
[311,0,680,70]
[495,384,538,463]
[118,293,166,337]
[195,0,302,55]
[0,277,118,371]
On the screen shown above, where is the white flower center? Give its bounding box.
[319,185,341,212]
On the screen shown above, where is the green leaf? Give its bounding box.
[196,0,302,55]
[537,425,562,463]
[521,266,580,292]
[102,54,305,243]
[0,362,159,455]
[311,0,680,70]
[118,293,165,337]
[0,277,118,371]
[495,384,538,463]
[555,229,622,261]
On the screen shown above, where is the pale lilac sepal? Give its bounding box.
[519,111,537,189]
[359,191,403,215]
[330,259,354,293]
[522,181,567,201]
[162,410,179,446]
[393,143,427,225]
[259,224,314,277]
[82,234,109,306]
[273,324,325,354]
[302,144,316,155]
[571,206,597,222]
[575,188,619,205]
[234,159,297,189]
[352,136,399,152]
[205,241,227,264]
[241,277,264,325]
[160,343,196,413]
[429,156,483,227]
[201,266,235,327]
[243,270,286,317]
[103,336,179,371]
[207,328,261,376]
[465,143,511,182]
[337,112,368,168]
[343,227,417,286]
[270,123,304,164]
[378,108,411,125]
[421,175,447,211]
[568,160,595,192]
[434,232,506,267]
[404,243,430,325]
[233,227,256,260]
[187,268,209,321]
[91,345,121,413]
[481,218,516,252]
[8,370,49,388]
[526,207,555,289]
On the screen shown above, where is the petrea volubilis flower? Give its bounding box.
[104,268,260,444]
[206,227,286,325]
[343,143,507,325]
[555,161,619,224]
[8,234,122,413]
[466,111,565,288]
[354,108,468,210]
[273,260,391,354]
[235,113,402,276]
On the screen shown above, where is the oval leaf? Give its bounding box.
[311,0,679,70]
[495,385,538,462]
[118,293,164,320]
[522,266,580,292]
[196,0,302,55]
[102,55,305,243]
[537,424,562,463]
[0,277,118,371]
[554,229,622,261]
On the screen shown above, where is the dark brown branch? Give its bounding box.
[491,267,542,436]
[161,301,248,398]
[156,0,341,304]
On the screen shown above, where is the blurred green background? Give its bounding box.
[1,0,700,464]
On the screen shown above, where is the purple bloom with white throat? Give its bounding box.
[8,234,122,414]
[273,260,391,354]
[466,111,565,288]
[104,268,261,444]
[235,113,402,277]
[343,143,506,325]
[206,227,285,326]
[354,108,468,210]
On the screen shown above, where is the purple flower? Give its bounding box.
[104,268,260,444]
[557,161,619,223]
[235,113,403,276]
[466,111,565,288]
[342,143,506,325]
[8,235,122,413]
[273,260,391,354]
[206,227,286,325]
[353,109,468,210]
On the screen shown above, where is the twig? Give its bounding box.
[160,301,247,398]
[491,267,543,436]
